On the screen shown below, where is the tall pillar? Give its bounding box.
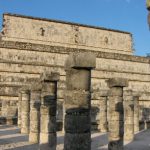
[29,83,41,143]
[21,87,30,134]
[39,72,60,150]
[124,90,134,141]
[133,93,140,133]
[64,52,96,150]
[18,90,22,128]
[97,90,108,133]
[62,101,65,133]
[107,78,128,150]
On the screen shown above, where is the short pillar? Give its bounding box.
[64,52,96,150]
[133,95,140,133]
[124,90,134,141]
[39,72,60,150]
[107,78,128,150]
[21,87,30,134]
[18,90,22,128]
[97,91,108,132]
[29,83,41,143]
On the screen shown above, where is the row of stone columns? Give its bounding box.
[18,72,59,150]
[17,52,141,150]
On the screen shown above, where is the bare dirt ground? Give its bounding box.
[0,125,150,150]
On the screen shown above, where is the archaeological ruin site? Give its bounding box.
[0,13,150,150]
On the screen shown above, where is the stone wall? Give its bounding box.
[0,40,149,121]
[1,13,133,55]
[0,14,149,126]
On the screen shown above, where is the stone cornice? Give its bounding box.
[0,40,149,64]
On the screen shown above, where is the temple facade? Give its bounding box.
[0,13,150,129]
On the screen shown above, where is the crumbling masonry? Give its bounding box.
[0,13,150,149]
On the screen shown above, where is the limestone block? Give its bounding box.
[64,90,90,109]
[40,72,60,82]
[64,133,91,150]
[65,114,90,133]
[40,115,56,133]
[108,87,123,96]
[66,69,91,91]
[107,78,128,88]
[65,52,96,69]
[40,104,56,116]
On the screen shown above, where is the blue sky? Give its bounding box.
[0,0,149,56]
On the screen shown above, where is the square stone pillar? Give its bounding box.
[39,72,60,150]
[124,90,134,142]
[64,52,96,150]
[132,91,140,133]
[97,90,108,133]
[107,78,128,150]
[20,87,30,134]
[18,90,22,128]
[29,83,41,143]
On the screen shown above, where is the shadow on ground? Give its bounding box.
[0,125,150,150]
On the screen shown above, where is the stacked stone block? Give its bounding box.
[124,90,134,141]
[64,52,96,150]
[133,93,140,133]
[39,72,60,150]
[17,91,22,128]
[20,87,30,134]
[97,90,108,132]
[29,83,41,143]
[107,78,128,150]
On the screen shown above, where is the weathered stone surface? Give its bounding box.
[40,72,60,82]
[66,69,91,91]
[107,78,128,150]
[39,72,59,150]
[21,88,30,134]
[64,90,90,109]
[134,96,140,133]
[65,52,96,70]
[64,53,94,150]
[29,100,40,143]
[64,133,91,150]
[124,90,134,141]
[107,78,128,88]
[17,92,22,128]
[65,113,90,133]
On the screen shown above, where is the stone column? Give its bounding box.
[29,83,41,143]
[124,90,134,141]
[62,101,65,133]
[18,90,22,128]
[21,87,30,134]
[97,90,108,133]
[107,78,128,150]
[133,95,140,133]
[64,52,96,150]
[39,72,60,150]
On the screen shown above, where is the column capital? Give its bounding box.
[65,52,96,70]
[107,78,128,88]
[40,71,60,82]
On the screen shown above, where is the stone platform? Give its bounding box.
[0,125,150,150]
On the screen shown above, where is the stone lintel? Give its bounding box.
[30,82,42,91]
[20,86,30,94]
[92,90,108,99]
[107,78,128,88]
[40,72,60,82]
[65,52,96,70]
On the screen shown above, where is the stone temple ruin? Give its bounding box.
[0,13,150,149]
